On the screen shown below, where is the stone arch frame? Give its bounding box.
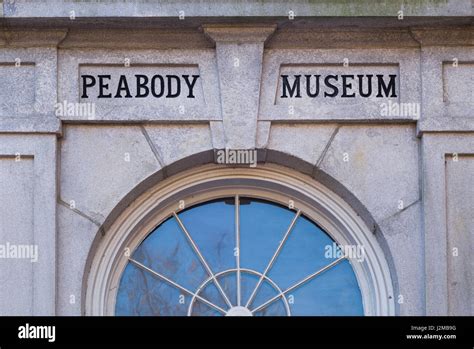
[83,150,396,316]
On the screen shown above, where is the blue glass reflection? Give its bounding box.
[115,197,364,316]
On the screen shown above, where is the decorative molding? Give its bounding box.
[0,116,61,134]
[411,27,474,46]
[0,29,68,47]
[417,117,474,135]
[421,134,474,315]
[59,29,214,49]
[0,135,57,315]
[203,24,277,44]
[203,25,274,149]
[267,28,420,49]
[0,26,470,49]
[85,164,395,316]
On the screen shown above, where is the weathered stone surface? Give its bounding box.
[256,121,271,149]
[379,201,424,315]
[209,121,225,149]
[204,25,275,149]
[0,29,67,48]
[59,29,213,50]
[0,157,34,315]
[57,204,98,316]
[267,28,420,49]
[60,125,160,224]
[421,133,474,315]
[417,116,474,134]
[420,46,474,128]
[0,9,471,317]
[411,27,474,46]
[265,123,426,317]
[0,47,57,118]
[58,49,221,121]
[0,63,35,115]
[318,125,420,223]
[267,123,338,165]
[4,0,472,17]
[215,42,263,149]
[443,62,473,105]
[79,65,204,106]
[0,116,61,133]
[0,134,57,315]
[259,48,420,121]
[144,124,213,166]
[445,156,474,315]
[276,64,400,103]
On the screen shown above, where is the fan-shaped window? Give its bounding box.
[115,197,364,316]
[85,166,394,316]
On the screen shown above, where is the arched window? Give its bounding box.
[116,197,364,316]
[85,165,394,316]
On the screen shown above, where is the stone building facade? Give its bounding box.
[0,1,472,316]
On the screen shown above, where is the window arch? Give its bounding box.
[85,164,395,316]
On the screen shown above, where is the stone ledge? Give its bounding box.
[411,27,474,46]
[59,28,214,49]
[0,29,68,47]
[203,24,277,44]
[0,116,62,134]
[417,117,474,136]
[0,25,469,49]
[267,28,421,49]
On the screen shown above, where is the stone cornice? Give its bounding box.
[410,27,474,46]
[0,25,470,49]
[202,24,277,44]
[267,28,421,49]
[0,116,62,134]
[0,29,68,47]
[59,28,214,49]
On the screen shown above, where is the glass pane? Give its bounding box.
[178,199,235,280]
[268,214,336,290]
[115,262,192,316]
[288,260,364,315]
[240,199,296,273]
[115,197,365,316]
[132,216,207,292]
